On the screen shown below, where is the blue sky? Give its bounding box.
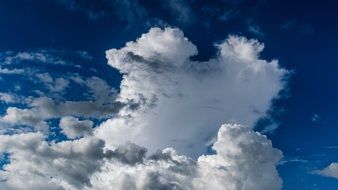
[1,0,338,189]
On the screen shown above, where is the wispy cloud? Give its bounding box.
[281,18,315,35]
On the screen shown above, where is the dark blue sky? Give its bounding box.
[1,0,338,189]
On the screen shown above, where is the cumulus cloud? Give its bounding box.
[91,124,282,190]
[36,73,70,93]
[314,163,338,179]
[0,124,282,190]
[0,133,111,190]
[96,27,287,157]
[60,116,94,139]
[0,27,287,189]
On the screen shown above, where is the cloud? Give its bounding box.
[97,27,288,157]
[0,124,282,190]
[0,96,125,134]
[0,93,20,104]
[0,67,25,74]
[36,73,70,93]
[0,75,125,134]
[0,50,92,66]
[0,133,111,189]
[281,19,315,35]
[312,113,320,122]
[59,116,93,139]
[0,27,286,189]
[314,163,338,179]
[91,124,282,190]
[247,20,265,38]
[55,0,146,22]
[161,0,195,25]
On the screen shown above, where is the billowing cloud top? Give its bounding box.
[97,27,287,157]
[0,27,287,190]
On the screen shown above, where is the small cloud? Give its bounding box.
[219,9,237,21]
[0,67,25,75]
[281,19,315,35]
[281,19,298,30]
[312,114,320,122]
[0,93,20,104]
[161,0,195,25]
[55,0,146,23]
[278,158,309,165]
[246,19,265,38]
[313,163,338,179]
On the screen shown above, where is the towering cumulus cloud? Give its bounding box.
[0,27,287,190]
[97,27,287,156]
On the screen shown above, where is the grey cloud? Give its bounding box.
[36,73,70,93]
[0,75,127,134]
[59,116,94,139]
[91,124,282,190]
[106,142,147,165]
[0,96,125,134]
[0,133,110,189]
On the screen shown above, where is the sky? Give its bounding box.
[0,0,338,189]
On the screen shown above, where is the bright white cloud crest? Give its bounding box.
[0,27,287,190]
[97,27,287,156]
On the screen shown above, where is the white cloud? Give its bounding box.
[314,163,338,179]
[36,73,70,93]
[60,116,93,139]
[0,27,287,189]
[0,93,20,104]
[0,67,25,74]
[312,113,320,122]
[2,51,66,65]
[0,49,92,66]
[0,96,125,134]
[96,27,287,157]
[0,125,282,190]
[0,75,124,134]
[0,133,110,190]
[0,107,49,133]
[91,124,282,190]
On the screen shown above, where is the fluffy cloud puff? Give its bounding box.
[0,133,109,190]
[314,163,338,179]
[96,27,287,157]
[0,124,282,190]
[92,124,282,190]
[59,116,94,139]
